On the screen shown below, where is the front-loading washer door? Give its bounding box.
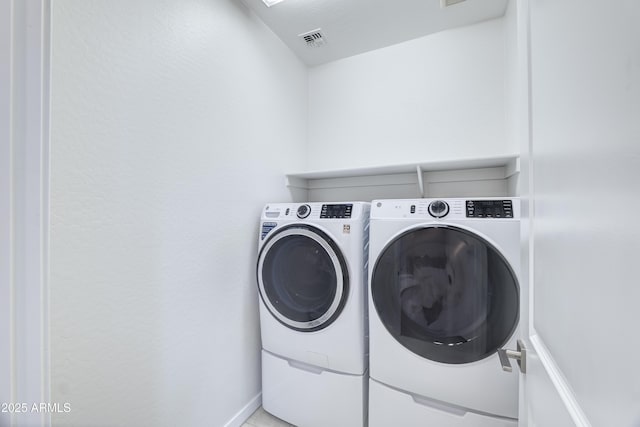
[257,224,349,332]
[371,225,519,364]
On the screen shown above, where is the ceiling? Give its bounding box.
[240,0,509,66]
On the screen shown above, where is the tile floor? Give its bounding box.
[242,406,295,427]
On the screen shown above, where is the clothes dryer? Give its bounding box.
[368,198,520,427]
[257,202,370,427]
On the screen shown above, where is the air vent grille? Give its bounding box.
[440,0,466,7]
[298,29,326,48]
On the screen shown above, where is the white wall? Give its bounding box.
[49,1,307,426]
[307,18,510,171]
[528,0,640,426]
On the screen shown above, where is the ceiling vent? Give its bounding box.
[440,0,466,7]
[299,29,326,48]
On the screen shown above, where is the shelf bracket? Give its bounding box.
[416,165,425,198]
[504,157,520,178]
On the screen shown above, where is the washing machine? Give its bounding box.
[368,198,520,427]
[256,202,370,427]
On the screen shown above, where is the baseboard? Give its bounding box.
[224,392,262,427]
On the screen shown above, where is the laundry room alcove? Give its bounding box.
[285,154,520,202]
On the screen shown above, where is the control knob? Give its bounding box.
[297,204,311,219]
[428,200,449,218]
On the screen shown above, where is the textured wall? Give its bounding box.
[49,1,306,425]
[307,18,509,171]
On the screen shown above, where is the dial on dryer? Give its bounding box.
[428,200,449,218]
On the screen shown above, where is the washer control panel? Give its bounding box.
[262,202,369,222]
[466,200,514,218]
[320,204,353,219]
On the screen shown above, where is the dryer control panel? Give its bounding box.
[466,200,514,218]
[370,198,519,220]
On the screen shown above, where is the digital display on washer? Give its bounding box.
[320,204,353,219]
[466,200,513,218]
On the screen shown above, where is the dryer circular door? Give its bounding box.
[371,225,519,364]
[257,225,349,332]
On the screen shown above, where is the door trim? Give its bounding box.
[517,0,592,425]
[0,0,13,421]
[1,1,51,426]
[529,334,591,426]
